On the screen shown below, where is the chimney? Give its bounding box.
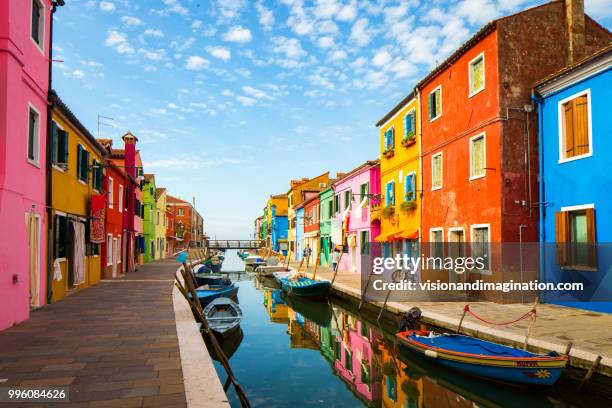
[566,0,585,64]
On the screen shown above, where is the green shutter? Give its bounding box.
[51,121,58,164]
[428,93,433,119]
[60,130,68,164]
[77,145,82,179]
[83,150,90,181]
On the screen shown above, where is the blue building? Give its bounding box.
[535,46,612,312]
[295,207,305,261]
[270,205,288,256]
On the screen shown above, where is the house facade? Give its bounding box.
[155,187,167,260]
[418,0,610,299]
[134,150,144,266]
[165,207,176,257]
[0,0,52,329]
[303,196,320,265]
[295,206,305,261]
[318,187,335,267]
[376,94,421,261]
[535,46,612,312]
[265,194,288,254]
[101,162,126,279]
[142,174,157,262]
[48,92,106,302]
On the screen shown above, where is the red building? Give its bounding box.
[101,163,127,279]
[303,196,320,265]
[417,0,609,298]
[167,195,203,249]
[165,208,177,257]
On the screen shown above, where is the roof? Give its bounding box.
[375,91,415,127]
[333,160,379,187]
[156,187,166,199]
[167,194,191,206]
[534,43,612,92]
[50,90,107,156]
[270,193,288,199]
[286,171,330,195]
[143,173,155,182]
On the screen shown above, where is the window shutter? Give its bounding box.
[60,130,68,164]
[84,151,90,181]
[390,128,394,148]
[585,208,597,268]
[403,175,409,200]
[77,145,83,179]
[410,174,416,200]
[564,101,574,157]
[428,93,433,119]
[403,115,408,138]
[410,112,415,134]
[51,122,58,164]
[555,211,569,266]
[574,95,589,156]
[435,90,441,115]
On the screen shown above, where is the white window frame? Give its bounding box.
[560,203,594,212]
[118,184,124,213]
[106,234,113,266]
[470,223,491,275]
[27,103,41,167]
[385,179,395,207]
[447,227,465,242]
[468,52,485,97]
[557,88,593,164]
[30,0,45,53]
[108,177,114,209]
[429,227,444,258]
[117,236,122,264]
[429,85,442,122]
[469,132,486,180]
[403,108,416,139]
[384,125,395,150]
[431,152,443,191]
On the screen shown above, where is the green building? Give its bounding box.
[318,186,334,266]
[142,173,157,262]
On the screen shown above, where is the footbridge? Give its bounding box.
[205,240,264,250]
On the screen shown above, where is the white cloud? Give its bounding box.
[223,26,252,43]
[216,0,247,20]
[120,16,143,27]
[185,56,209,70]
[151,108,168,115]
[236,95,257,106]
[272,36,306,59]
[143,29,164,38]
[456,0,499,25]
[221,89,234,97]
[314,0,340,19]
[191,20,203,29]
[70,69,85,79]
[337,0,357,21]
[328,49,347,61]
[350,18,373,46]
[99,1,115,12]
[242,86,273,100]
[372,49,392,67]
[317,36,334,48]
[157,0,189,17]
[105,30,134,54]
[389,60,417,78]
[139,48,166,61]
[585,0,612,19]
[256,1,275,30]
[207,46,231,61]
[80,60,103,67]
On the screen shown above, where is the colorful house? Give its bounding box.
[535,45,612,312]
[142,174,157,261]
[134,150,144,266]
[303,196,320,265]
[154,187,167,260]
[100,160,127,279]
[48,92,106,302]
[265,194,288,254]
[332,160,381,274]
[417,0,610,299]
[376,93,421,261]
[318,187,335,267]
[295,206,305,261]
[165,206,176,257]
[167,194,201,249]
[0,0,52,329]
[286,172,330,260]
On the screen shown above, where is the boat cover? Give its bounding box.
[410,333,538,358]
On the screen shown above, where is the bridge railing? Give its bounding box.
[206,240,264,250]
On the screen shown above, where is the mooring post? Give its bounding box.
[457,305,468,333]
[330,252,344,286]
[564,341,573,355]
[577,355,602,391]
[523,297,539,349]
[358,269,375,311]
[312,252,321,280]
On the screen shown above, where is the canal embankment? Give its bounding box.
[278,258,612,381]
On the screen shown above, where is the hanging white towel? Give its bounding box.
[71,220,86,285]
[53,259,62,282]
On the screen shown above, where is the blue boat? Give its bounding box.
[194,274,231,287]
[277,277,331,298]
[189,284,239,307]
[396,330,567,387]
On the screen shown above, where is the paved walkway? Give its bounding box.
[0,259,187,408]
[285,260,612,376]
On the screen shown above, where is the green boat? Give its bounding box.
[277,276,331,298]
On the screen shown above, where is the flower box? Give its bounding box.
[400,200,417,212]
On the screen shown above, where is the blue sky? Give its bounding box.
[53,0,611,239]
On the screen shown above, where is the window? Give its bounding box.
[106,234,113,266]
[470,134,486,179]
[31,0,44,50]
[118,185,123,212]
[556,206,596,269]
[178,208,185,216]
[384,127,395,151]
[51,121,69,166]
[403,110,416,139]
[157,211,160,225]
[117,236,122,263]
[343,190,351,210]
[108,177,114,209]
[328,200,333,218]
[385,181,395,207]
[27,105,41,165]
[54,215,68,259]
[431,152,443,190]
[404,173,416,201]
[360,230,370,255]
[334,194,340,214]
[345,347,353,373]
[471,225,490,272]
[288,194,293,207]
[469,53,485,96]
[559,90,592,162]
[360,182,369,206]
[430,228,444,259]
[92,160,103,191]
[76,145,90,182]
[428,86,442,121]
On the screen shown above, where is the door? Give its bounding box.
[27,214,41,307]
[448,229,465,282]
[112,238,118,278]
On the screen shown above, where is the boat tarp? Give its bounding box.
[409,333,538,358]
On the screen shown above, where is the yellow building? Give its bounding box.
[154,187,167,259]
[264,193,288,251]
[49,92,106,302]
[375,92,421,257]
[286,172,330,260]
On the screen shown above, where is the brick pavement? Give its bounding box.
[0,259,187,408]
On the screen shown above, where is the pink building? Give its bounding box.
[332,160,381,274]
[0,0,53,330]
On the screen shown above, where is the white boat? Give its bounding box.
[244,255,265,265]
[203,297,243,338]
[255,265,291,277]
[272,269,298,281]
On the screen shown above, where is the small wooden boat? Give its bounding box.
[237,251,250,260]
[272,270,295,281]
[189,284,239,307]
[396,330,567,386]
[203,297,243,338]
[194,273,231,287]
[244,255,264,265]
[256,265,292,277]
[277,276,332,298]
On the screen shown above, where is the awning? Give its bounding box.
[392,229,419,240]
[375,229,401,242]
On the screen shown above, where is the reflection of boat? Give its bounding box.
[282,292,332,327]
[189,284,239,306]
[206,328,244,361]
[278,276,332,298]
[203,297,243,338]
[397,330,567,387]
[256,275,280,290]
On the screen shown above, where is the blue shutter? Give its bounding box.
[385,182,391,206]
[403,115,408,138]
[410,174,416,201]
[410,112,415,134]
[403,175,409,200]
[390,128,395,148]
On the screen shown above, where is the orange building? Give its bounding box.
[167,195,204,249]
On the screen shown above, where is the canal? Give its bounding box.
[209,250,606,408]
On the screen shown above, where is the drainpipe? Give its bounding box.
[533,91,546,294]
[416,87,423,247]
[45,1,64,304]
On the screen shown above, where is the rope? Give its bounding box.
[464,304,536,326]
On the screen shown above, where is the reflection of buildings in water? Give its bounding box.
[379,342,423,408]
[264,289,289,324]
[288,309,319,350]
[332,310,383,405]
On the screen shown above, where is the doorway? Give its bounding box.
[112,237,118,278]
[26,213,41,307]
[448,228,465,282]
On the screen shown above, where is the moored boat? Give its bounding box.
[189,284,239,307]
[396,330,567,387]
[194,273,231,287]
[277,276,332,298]
[203,297,243,338]
[256,265,292,277]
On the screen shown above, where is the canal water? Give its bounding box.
[210,250,605,408]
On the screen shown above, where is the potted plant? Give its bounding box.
[400,200,417,212]
[402,130,416,147]
[382,206,395,219]
[383,148,395,158]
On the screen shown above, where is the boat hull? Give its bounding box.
[194,274,230,286]
[396,330,567,387]
[190,285,239,307]
[279,277,331,298]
